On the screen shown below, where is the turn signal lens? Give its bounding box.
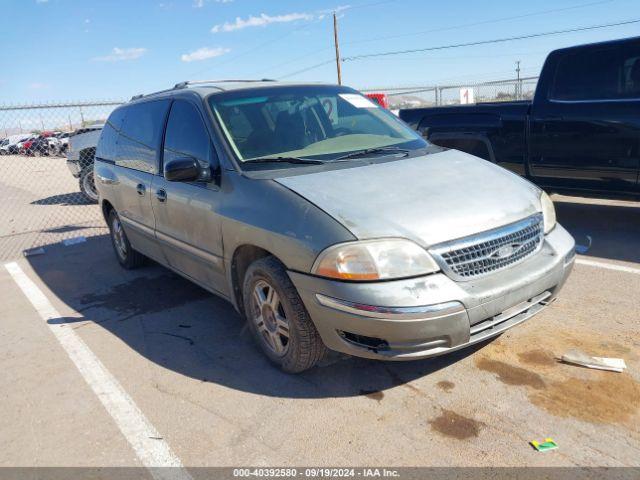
[541,191,557,234]
[312,239,439,281]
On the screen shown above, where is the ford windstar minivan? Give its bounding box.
[94,80,575,373]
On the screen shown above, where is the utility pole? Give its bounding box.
[333,11,342,85]
[515,60,521,100]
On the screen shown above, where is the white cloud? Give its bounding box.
[181,46,230,62]
[93,47,147,62]
[29,82,49,90]
[212,12,313,33]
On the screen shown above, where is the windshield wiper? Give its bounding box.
[332,147,410,161]
[243,156,324,165]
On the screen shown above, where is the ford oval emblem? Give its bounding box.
[491,244,519,260]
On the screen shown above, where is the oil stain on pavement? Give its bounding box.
[429,409,483,440]
[360,389,385,402]
[436,381,455,392]
[475,357,546,389]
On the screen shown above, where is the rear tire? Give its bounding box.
[242,256,327,373]
[79,168,98,203]
[107,209,145,269]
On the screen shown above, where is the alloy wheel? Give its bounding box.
[111,216,127,260]
[251,280,290,356]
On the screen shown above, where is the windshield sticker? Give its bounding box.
[339,93,377,108]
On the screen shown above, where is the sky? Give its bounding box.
[1,0,639,103]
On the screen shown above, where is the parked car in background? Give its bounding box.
[16,135,37,154]
[24,134,56,156]
[94,80,575,373]
[0,134,32,155]
[66,123,104,202]
[55,131,70,155]
[399,36,640,198]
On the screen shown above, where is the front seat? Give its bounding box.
[274,111,306,152]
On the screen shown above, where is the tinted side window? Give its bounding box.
[163,101,213,167]
[551,43,640,101]
[96,107,125,161]
[116,100,170,173]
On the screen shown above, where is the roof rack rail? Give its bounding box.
[130,94,144,101]
[173,79,277,89]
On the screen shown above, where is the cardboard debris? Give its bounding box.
[62,236,87,246]
[531,438,558,452]
[561,349,626,373]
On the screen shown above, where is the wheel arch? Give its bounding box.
[230,244,283,315]
[101,199,115,223]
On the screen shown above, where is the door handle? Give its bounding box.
[156,189,167,203]
[136,183,146,196]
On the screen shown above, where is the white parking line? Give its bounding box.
[576,258,640,275]
[4,262,192,480]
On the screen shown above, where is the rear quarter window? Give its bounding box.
[116,100,170,173]
[96,107,126,162]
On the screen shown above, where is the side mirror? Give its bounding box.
[164,157,200,182]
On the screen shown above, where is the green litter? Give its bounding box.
[531,438,558,452]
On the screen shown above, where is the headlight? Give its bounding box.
[312,238,439,281]
[541,191,556,234]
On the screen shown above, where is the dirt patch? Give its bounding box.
[476,328,640,426]
[429,409,483,440]
[360,389,384,402]
[475,357,546,390]
[530,372,640,424]
[518,349,558,367]
[436,381,455,393]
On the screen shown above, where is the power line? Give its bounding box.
[278,59,335,80]
[343,18,640,62]
[342,0,614,46]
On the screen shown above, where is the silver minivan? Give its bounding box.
[95,80,575,373]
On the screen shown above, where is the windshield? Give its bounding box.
[208,85,427,163]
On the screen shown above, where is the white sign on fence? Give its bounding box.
[460,88,475,105]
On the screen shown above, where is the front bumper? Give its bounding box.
[289,224,575,360]
[66,158,81,177]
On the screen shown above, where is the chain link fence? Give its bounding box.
[0,100,124,261]
[361,76,539,109]
[0,76,539,261]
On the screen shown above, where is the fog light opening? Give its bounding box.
[339,331,389,352]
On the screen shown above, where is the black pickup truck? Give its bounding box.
[399,36,640,197]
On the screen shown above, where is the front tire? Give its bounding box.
[107,209,145,269]
[243,256,327,373]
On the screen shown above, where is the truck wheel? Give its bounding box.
[242,256,327,373]
[107,209,145,269]
[79,168,98,203]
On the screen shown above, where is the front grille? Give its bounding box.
[429,214,544,281]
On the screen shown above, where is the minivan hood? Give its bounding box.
[275,149,542,247]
